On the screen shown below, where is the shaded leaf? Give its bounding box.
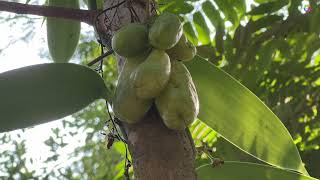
[214,0,239,24]
[229,0,246,15]
[215,138,264,164]
[0,63,108,132]
[248,0,289,15]
[215,22,225,55]
[250,15,283,33]
[197,162,317,180]
[202,1,223,28]
[196,45,217,61]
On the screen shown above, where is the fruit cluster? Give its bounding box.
[112,13,199,130]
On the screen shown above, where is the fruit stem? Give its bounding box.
[146,0,150,20]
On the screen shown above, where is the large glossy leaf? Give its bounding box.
[0,63,108,133]
[185,57,308,174]
[197,162,317,180]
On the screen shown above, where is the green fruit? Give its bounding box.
[113,58,153,124]
[131,49,171,99]
[112,23,150,58]
[47,0,80,63]
[166,34,197,61]
[149,13,183,50]
[155,61,199,130]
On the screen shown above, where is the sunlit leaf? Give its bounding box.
[193,12,211,45]
[185,57,308,174]
[184,22,198,45]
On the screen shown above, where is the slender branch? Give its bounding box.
[87,50,114,66]
[0,0,100,25]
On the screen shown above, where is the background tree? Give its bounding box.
[0,0,319,179]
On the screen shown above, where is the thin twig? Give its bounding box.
[87,50,114,66]
[0,0,100,25]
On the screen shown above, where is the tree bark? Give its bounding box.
[0,1,97,25]
[99,0,198,179]
[124,107,197,180]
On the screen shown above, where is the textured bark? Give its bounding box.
[99,0,198,179]
[124,107,197,180]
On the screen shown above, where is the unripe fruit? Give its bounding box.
[47,0,80,63]
[149,13,183,50]
[166,34,197,61]
[131,49,171,99]
[155,61,199,130]
[112,23,151,58]
[113,57,153,124]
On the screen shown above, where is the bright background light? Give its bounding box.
[0,10,92,176]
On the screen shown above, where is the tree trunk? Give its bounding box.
[98,0,197,179]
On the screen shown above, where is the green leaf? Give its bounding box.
[202,1,223,28]
[0,63,108,133]
[254,0,277,3]
[87,0,97,10]
[183,22,198,45]
[214,22,224,55]
[196,45,217,61]
[248,0,289,15]
[190,120,218,144]
[229,0,246,15]
[185,57,308,174]
[158,0,193,14]
[250,15,283,33]
[197,162,317,180]
[215,138,264,163]
[85,0,103,9]
[214,0,239,25]
[193,12,211,45]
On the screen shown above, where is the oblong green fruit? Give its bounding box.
[112,23,150,58]
[113,57,153,124]
[131,49,171,99]
[47,0,80,63]
[155,61,199,130]
[166,34,197,61]
[149,13,183,50]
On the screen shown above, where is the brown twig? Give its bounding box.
[87,50,114,66]
[0,0,100,25]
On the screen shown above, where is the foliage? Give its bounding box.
[0,0,320,179]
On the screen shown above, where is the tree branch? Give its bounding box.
[0,0,100,25]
